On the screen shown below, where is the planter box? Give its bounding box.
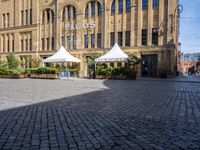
[38,74,47,79]
[95,75,127,80]
[46,74,58,79]
[95,75,106,79]
[0,74,13,78]
[13,74,27,79]
[30,74,39,78]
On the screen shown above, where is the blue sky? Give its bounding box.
[180,0,200,53]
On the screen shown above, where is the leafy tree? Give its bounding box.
[32,57,42,68]
[7,53,20,69]
[127,55,140,79]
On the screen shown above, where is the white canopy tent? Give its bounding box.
[43,46,81,63]
[95,43,128,62]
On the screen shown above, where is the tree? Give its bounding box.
[127,55,140,79]
[32,57,42,68]
[7,53,20,69]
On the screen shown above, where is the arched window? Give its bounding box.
[98,2,102,16]
[42,9,54,24]
[118,0,123,14]
[111,0,116,15]
[126,0,131,12]
[62,5,76,21]
[85,5,88,18]
[91,1,95,17]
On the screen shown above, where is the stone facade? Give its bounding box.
[0,0,179,77]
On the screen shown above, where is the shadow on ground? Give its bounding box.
[0,79,200,149]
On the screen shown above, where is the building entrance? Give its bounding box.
[141,54,157,77]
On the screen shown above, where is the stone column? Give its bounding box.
[137,0,142,46]
[147,0,153,46]
[122,0,126,47]
[158,0,164,45]
[0,35,2,53]
[103,0,107,48]
[130,2,135,47]
[94,1,98,48]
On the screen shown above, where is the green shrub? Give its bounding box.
[0,68,16,75]
[7,53,20,69]
[96,66,127,76]
[66,69,78,73]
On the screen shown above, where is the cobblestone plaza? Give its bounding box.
[0,77,200,149]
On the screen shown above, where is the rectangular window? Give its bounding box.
[29,38,32,51]
[97,33,101,48]
[118,32,123,46]
[98,3,102,16]
[118,0,123,14]
[125,31,130,47]
[7,13,9,27]
[73,35,76,49]
[52,37,54,50]
[110,32,115,47]
[152,28,159,45]
[30,9,32,25]
[42,38,44,50]
[47,10,50,23]
[7,38,10,52]
[126,0,131,12]
[67,36,71,49]
[91,34,95,48]
[142,0,148,10]
[62,36,65,46]
[91,1,95,17]
[12,35,14,52]
[21,39,24,51]
[21,11,24,25]
[84,34,88,48]
[25,39,28,50]
[142,29,147,45]
[111,0,115,15]
[25,10,28,25]
[153,0,159,8]
[47,38,49,50]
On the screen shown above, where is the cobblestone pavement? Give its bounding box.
[0,77,200,149]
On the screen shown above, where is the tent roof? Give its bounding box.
[95,43,128,62]
[43,46,81,63]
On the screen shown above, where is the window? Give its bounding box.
[126,0,131,12]
[85,5,88,18]
[142,29,147,45]
[52,37,54,50]
[84,34,88,48]
[153,0,159,8]
[152,28,159,45]
[7,13,9,27]
[21,11,24,25]
[73,35,76,49]
[62,8,66,21]
[97,33,101,48]
[21,39,24,51]
[7,38,9,52]
[47,10,51,23]
[111,0,116,15]
[67,36,71,49]
[47,38,49,50]
[12,35,14,52]
[98,2,102,16]
[41,38,44,50]
[25,10,28,25]
[91,34,95,48]
[125,31,130,47]
[68,6,71,20]
[2,14,6,28]
[118,32,123,46]
[30,9,32,25]
[62,36,65,46]
[91,1,95,17]
[110,32,115,47]
[142,0,148,10]
[29,39,32,51]
[118,0,123,14]
[73,7,76,19]
[25,39,28,50]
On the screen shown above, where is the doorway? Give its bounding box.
[141,54,157,77]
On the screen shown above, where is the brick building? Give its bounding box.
[0,0,180,77]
